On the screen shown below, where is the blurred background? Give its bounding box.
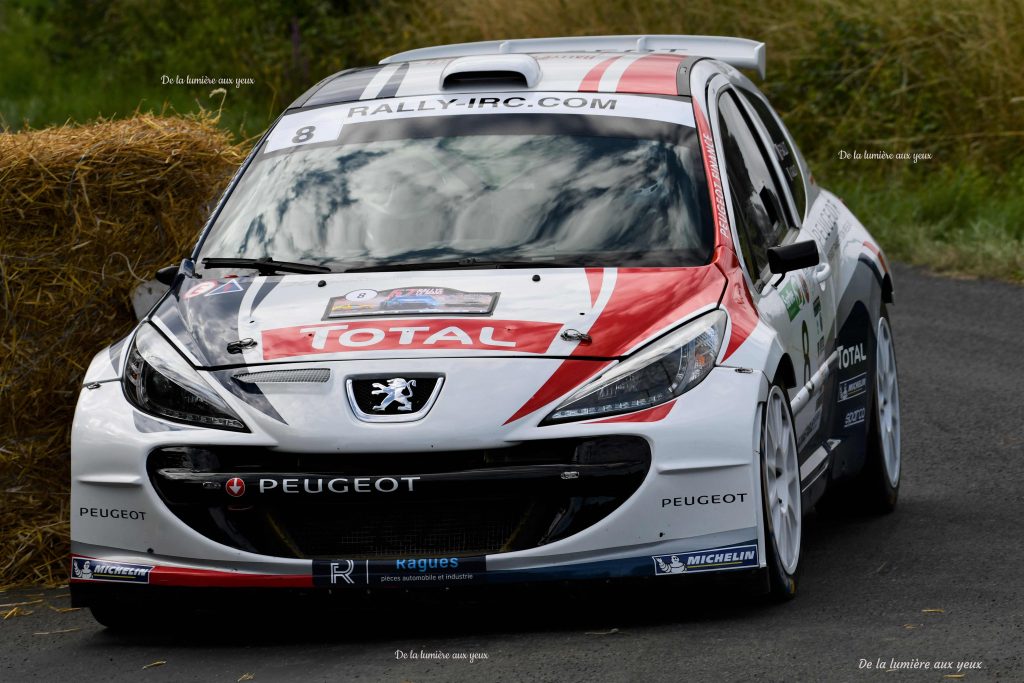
[2,0,1023,281]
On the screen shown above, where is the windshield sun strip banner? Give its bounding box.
[264,92,695,155]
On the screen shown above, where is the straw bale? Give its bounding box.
[0,113,245,588]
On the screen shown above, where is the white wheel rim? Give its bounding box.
[876,317,901,487]
[764,386,801,574]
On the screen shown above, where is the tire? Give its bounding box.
[855,308,901,513]
[760,382,802,601]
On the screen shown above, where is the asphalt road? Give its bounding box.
[2,263,1022,682]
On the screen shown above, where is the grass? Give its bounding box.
[1,0,1021,283]
[831,168,1024,283]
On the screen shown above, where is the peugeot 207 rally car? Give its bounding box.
[70,35,901,627]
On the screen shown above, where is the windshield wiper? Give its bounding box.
[201,257,332,275]
[344,257,584,273]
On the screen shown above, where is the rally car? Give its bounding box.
[70,35,901,627]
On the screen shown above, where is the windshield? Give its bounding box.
[198,105,714,272]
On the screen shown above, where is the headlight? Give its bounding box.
[123,324,247,431]
[543,310,727,424]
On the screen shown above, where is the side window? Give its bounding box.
[717,91,789,283]
[740,89,806,220]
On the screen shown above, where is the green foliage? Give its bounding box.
[834,165,1024,282]
[2,0,1021,281]
[0,0,405,135]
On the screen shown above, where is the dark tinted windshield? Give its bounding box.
[198,112,713,271]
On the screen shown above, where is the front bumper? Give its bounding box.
[70,360,768,599]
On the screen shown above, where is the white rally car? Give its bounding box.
[71,35,901,626]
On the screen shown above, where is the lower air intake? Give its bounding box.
[147,437,650,560]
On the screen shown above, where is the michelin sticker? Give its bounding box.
[263,92,697,155]
[652,544,758,575]
[71,557,153,584]
[839,373,868,402]
[324,287,498,319]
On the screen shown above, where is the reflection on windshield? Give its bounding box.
[200,125,713,270]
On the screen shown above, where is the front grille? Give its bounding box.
[147,438,650,560]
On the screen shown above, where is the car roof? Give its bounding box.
[288,35,765,111]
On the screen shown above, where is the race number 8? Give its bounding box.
[292,126,316,143]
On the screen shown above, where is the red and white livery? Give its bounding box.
[71,35,901,626]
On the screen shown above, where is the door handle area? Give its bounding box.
[813,261,831,283]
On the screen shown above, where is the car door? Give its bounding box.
[712,87,830,456]
[735,87,840,451]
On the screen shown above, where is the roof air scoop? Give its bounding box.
[441,54,541,90]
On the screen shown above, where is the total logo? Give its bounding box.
[838,343,866,369]
[225,477,246,497]
[261,318,562,360]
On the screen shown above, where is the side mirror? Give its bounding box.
[767,240,819,275]
[155,264,179,286]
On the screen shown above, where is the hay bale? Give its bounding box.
[0,113,246,588]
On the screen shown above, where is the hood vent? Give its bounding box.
[441,54,541,90]
[233,369,331,384]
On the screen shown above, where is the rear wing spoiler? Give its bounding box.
[381,35,766,79]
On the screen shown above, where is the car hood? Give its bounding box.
[151,267,726,368]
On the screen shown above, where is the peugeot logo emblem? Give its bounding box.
[346,374,444,423]
[371,378,416,412]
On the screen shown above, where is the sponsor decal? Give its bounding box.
[312,557,485,586]
[839,343,866,369]
[325,287,498,319]
[844,407,866,428]
[813,297,823,334]
[661,493,749,507]
[809,200,841,247]
[183,280,219,299]
[262,318,563,359]
[71,557,152,584]
[395,557,460,573]
[797,274,811,306]
[263,93,695,155]
[78,507,146,521]
[328,560,355,585]
[817,336,825,356]
[797,407,822,450]
[692,101,731,243]
[380,556,483,584]
[779,280,805,321]
[652,544,759,575]
[344,95,619,119]
[839,372,868,402]
[225,477,245,497]
[257,476,420,494]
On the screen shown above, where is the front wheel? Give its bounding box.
[760,383,802,600]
